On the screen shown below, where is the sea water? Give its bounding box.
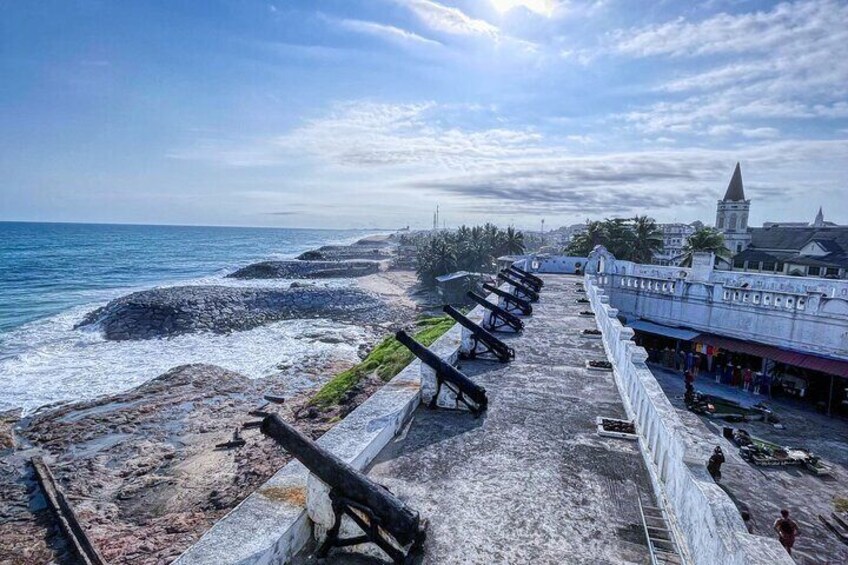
[0,222,382,413]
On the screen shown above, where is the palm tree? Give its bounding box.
[566,220,605,256]
[678,228,731,266]
[502,226,525,255]
[600,218,636,260]
[630,215,663,264]
[416,233,458,285]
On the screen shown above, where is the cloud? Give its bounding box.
[171,100,848,220]
[404,0,500,39]
[489,0,560,18]
[611,0,848,135]
[335,18,442,47]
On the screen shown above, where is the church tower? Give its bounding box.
[715,162,752,254]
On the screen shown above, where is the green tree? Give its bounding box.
[502,226,526,255]
[630,215,664,264]
[679,228,731,266]
[566,220,605,256]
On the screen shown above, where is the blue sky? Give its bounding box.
[1,0,847,229]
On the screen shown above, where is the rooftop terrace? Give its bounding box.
[294,275,658,563]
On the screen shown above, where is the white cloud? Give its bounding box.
[490,0,560,18]
[611,0,848,135]
[170,100,848,219]
[404,0,500,39]
[336,18,442,47]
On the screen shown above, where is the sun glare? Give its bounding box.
[489,0,557,18]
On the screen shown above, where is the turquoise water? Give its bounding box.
[0,222,382,412]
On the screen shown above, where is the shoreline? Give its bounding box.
[0,233,435,564]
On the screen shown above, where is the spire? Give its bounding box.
[813,206,824,227]
[723,162,745,201]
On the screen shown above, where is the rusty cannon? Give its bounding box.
[395,330,488,415]
[482,283,533,316]
[261,414,426,563]
[467,291,524,333]
[443,305,514,363]
[497,272,540,302]
[508,265,543,289]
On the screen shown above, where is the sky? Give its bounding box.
[1,0,847,230]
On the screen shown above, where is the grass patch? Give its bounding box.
[309,315,455,409]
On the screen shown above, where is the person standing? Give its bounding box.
[773,509,799,555]
[743,367,753,392]
[707,446,725,482]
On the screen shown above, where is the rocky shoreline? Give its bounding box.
[227,259,380,280]
[76,285,400,341]
[0,233,431,564]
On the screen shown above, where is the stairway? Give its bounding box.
[637,493,683,564]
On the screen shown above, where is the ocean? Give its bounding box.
[0,222,383,413]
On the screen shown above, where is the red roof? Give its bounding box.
[696,334,848,377]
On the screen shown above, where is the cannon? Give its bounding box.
[395,330,488,415]
[497,272,540,302]
[482,283,533,316]
[443,305,514,363]
[509,265,543,288]
[506,267,542,292]
[261,414,426,563]
[467,291,524,333]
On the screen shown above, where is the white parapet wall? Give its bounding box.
[585,275,793,565]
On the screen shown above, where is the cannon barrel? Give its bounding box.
[509,266,543,287]
[260,414,421,546]
[395,331,488,409]
[466,291,524,332]
[505,267,542,291]
[496,273,540,302]
[482,283,533,315]
[443,305,514,363]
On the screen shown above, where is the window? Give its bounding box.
[717,216,725,229]
[734,258,746,269]
[762,261,775,271]
[737,243,743,253]
[826,267,839,277]
[776,262,784,272]
[728,214,737,230]
[808,266,821,276]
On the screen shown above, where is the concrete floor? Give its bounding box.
[298,275,657,564]
[650,364,848,565]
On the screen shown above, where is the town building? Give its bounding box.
[715,162,752,254]
[652,221,703,266]
[713,163,847,279]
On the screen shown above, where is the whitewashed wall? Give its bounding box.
[586,276,792,565]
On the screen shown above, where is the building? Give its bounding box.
[652,221,703,265]
[731,221,848,278]
[715,162,752,254]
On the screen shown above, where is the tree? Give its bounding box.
[415,224,527,286]
[678,228,731,266]
[566,220,605,257]
[630,215,664,264]
[502,226,525,255]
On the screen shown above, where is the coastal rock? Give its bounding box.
[228,259,380,280]
[295,245,391,261]
[76,285,400,340]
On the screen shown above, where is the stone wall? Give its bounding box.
[585,276,792,565]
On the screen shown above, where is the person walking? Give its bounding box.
[773,509,799,555]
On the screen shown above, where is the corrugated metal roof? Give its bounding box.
[628,320,702,341]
